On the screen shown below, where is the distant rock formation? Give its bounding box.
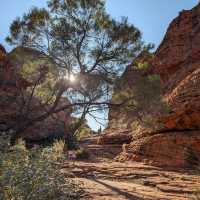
[104,3,200,168]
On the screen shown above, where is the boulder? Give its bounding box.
[97,129,132,145]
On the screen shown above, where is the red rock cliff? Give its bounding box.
[152,4,200,130]
[112,4,200,168]
[0,45,72,142]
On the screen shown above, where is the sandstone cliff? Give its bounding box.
[0,45,72,142]
[103,3,200,168]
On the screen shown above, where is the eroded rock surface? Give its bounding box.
[65,138,200,200]
[153,4,200,130]
[0,45,72,142]
[101,3,200,168]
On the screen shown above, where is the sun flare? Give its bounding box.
[69,74,76,82]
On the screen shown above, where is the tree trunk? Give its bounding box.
[10,126,28,145]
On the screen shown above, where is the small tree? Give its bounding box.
[110,51,168,132]
[6,0,149,143]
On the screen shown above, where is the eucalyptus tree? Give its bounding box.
[6,0,147,143]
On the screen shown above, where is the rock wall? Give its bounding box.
[106,3,200,168]
[0,45,72,142]
[0,45,29,132]
[152,4,200,131]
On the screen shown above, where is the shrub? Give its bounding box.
[75,126,92,141]
[75,148,90,160]
[66,133,79,150]
[0,136,83,200]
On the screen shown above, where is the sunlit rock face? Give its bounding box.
[119,130,200,168]
[107,4,200,168]
[152,3,200,130]
[152,4,200,89]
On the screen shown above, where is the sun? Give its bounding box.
[69,74,76,82]
[63,72,76,83]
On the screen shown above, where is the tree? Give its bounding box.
[110,51,169,133]
[6,0,148,144]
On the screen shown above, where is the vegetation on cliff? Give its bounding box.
[109,52,169,133]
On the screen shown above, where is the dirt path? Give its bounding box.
[63,137,200,200]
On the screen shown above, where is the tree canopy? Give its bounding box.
[6,0,151,141]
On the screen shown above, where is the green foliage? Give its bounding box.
[112,60,169,131]
[0,136,82,200]
[6,0,153,145]
[65,118,92,149]
[136,61,149,70]
[147,74,160,82]
[10,47,59,103]
[112,73,164,113]
[7,0,144,77]
[6,0,148,115]
[75,126,92,141]
[130,121,140,131]
[0,134,10,153]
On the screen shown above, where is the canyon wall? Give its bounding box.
[104,3,200,168]
[0,45,72,142]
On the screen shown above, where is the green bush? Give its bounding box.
[0,136,83,200]
[75,127,92,141]
[111,65,169,132]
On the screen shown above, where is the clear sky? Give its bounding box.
[106,0,198,48]
[0,0,198,49]
[0,0,198,130]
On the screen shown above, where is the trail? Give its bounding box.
[63,136,200,200]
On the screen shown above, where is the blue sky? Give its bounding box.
[106,0,198,47]
[0,0,198,49]
[0,0,198,130]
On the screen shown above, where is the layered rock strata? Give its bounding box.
[106,4,200,168]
